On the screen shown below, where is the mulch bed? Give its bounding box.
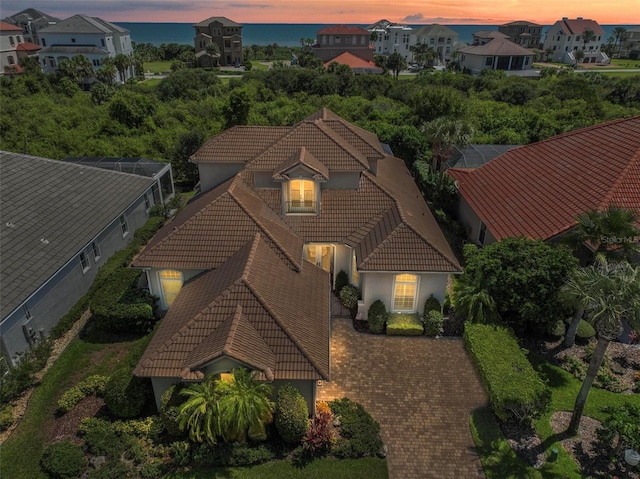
[46,396,106,444]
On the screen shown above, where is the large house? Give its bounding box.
[411,24,460,62]
[367,19,413,59]
[132,109,461,410]
[2,8,60,46]
[498,21,543,48]
[447,117,640,247]
[622,26,640,59]
[193,16,242,67]
[0,21,23,73]
[313,25,373,62]
[0,153,173,366]
[542,17,609,64]
[458,31,533,74]
[38,14,134,81]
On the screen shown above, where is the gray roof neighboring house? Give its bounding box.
[39,14,128,35]
[413,24,459,38]
[0,151,154,320]
[39,45,107,55]
[194,16,242,28]
[2,8,61,26]
[459,37,532,55]
[445,144,521,169]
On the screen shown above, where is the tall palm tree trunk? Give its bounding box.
[564,306,584,348]
[568,336,609,435]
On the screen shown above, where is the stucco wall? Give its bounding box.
[146,268,206,310]
[198,163,244,192]
[456,196,496,246]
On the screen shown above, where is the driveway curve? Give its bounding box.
[317,318,488,479]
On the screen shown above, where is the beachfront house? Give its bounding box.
[193,16,243,67]
[410,24,460,63]
[367,19,413,59]
[498,21,543,48]
[313,25,373,62]
[458,31,533,74]
[132,108,461,411]
[542,17,609,64]
[2,8,60,46]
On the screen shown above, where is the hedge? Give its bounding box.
[334,270,349,294]
[104,368,151,419]
[424,310,444,337]
[576,319,596,340]
[386,313,423,336]
[57,375,109,413]
[367,300,387,334]
[464,323,551,424]
[40,441,87,479]
[275,384,309,444]
[423,294,441,317]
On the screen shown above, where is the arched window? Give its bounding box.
[393,274,418,311]
[7,56,15,65]
[159,270,183,308]
[9,36,15,46]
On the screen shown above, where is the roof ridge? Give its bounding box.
[240,233,262,281]
[243,279,328,379]
[600,148,640,208]
[357,219,402,268]
[314,121,370,169]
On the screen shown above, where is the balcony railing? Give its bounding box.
[286,200,318,214]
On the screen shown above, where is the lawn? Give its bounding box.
[610,58,640,68]
[144,61,173,74]
[250,61,269,71]
[471,354,640,479]
[165,457,389,478]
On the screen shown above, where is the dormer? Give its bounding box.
[272,147,328,215]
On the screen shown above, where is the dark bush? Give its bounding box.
[133,216,164,244]
[275,384,309,444]
[547,319,566,338]
[0,404,13,431]
[0,339,52,405]
[302,409,335,457]
[597,403,640,452]
[334,270,349,294]
[576,319,596,341]
[328,398,383,458]
[104,368,150,419]
[464,323,551,424]
[339,284,360,310]
[191,442,276,467]
[40,441,87,479]
[423,294,441,317]
[367,300,387,334]
[86,459,133,479]
[424,310,444,337]
[160,384,186,438]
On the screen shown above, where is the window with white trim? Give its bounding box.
[159,270,183,308]
[80,252,90,273]
[393,274,418,311]
[287,179,316,213]
[351,250,359,286]
[91,241,101,261]
[119,215,128,237]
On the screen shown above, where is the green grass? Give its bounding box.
[599,72,640,78]
[610,58,640,68]
[144,61,173,74]
[250,61,269,71]
[164,457,388,478]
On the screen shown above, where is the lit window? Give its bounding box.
[351,250,359,286]
[80,252,90,273]
[160,270,183,308]
[288,179,316,213]
[92,241,101,260]
[393,274,418,311]
[119,215,128,237]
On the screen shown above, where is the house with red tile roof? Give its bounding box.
[458,31,534,74]
[447,116,640,247]
[542,17,609,64]
[133,109,461,409]
[0,21,23,74]
[313,25,373,62]
[324,52,383,74]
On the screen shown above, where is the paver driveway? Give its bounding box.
[317,318,488,479]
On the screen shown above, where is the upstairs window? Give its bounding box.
[287,179,316,213]
[159,270,183,308]
[393,274,418,312]
[80,252,90,273]
[92,241,101,261]
[119,215,128,237]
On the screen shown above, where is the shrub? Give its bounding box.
[40,441,87,479]
[334,270,349,294]
[328,398,383,458]
[464,323,551,424]
[424,310,444,337]
[386,313,423,336]
[133,216,164,244]
[597,403,640,452]
[190,442,276,467]
[576,319,596,341]
[86,459,132,479]
[302,410,335,456]
[0,404,13,431]
[367,300,387,334]
[160,384,186,438]
[275,384,309,444]
[339,284,360,309]
[0,339,53,405]
[423,294,441,316]
[104,368,150,419]
[547,319,566,338]
[58,375,109,413]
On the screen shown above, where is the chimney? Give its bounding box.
[577,17,583,20]
[562,17,568,20]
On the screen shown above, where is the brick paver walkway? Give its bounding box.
[318,318,488,479]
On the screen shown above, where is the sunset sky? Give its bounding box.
[2,0,639,25]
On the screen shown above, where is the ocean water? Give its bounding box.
[115,22,636,48]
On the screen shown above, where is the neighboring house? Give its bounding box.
[367,19,413,59]
[410,24,460,62]
[313,25,373,62]
[622,26,640,59]
[132,108,461,410]
[444,144,520,169]
[0,21,22,74]
[2,8,60,46]
[498,21,543,49]
[193,16,242,67]
[324,52,383,74]
[458,31,533,74]
[0,152,173,367]
[38,14,134,81]
[447,117,640,247]
[542,17,609,64]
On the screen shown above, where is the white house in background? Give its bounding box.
[458,31,533,74]
[0,21,23,73]
[38,14,134,81]
[2,8,60,46]
[411,24,460,62]
[622,26,640,59]
[367,19,413,59]
[542,17,609,64]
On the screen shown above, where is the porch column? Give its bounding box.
[508,56,513,70]
[492,56,498,70]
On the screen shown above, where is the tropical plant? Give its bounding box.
[581,29,596,54]
[386,52,407,80]
[57,55,94,86]
[178,375,221,444]
[410,43,440,67]
[96,57,116,85]
[205,42,220,66]
[574,49,585,66]
[422,117,473,172]
[214,368,275,443]
[565,258,640,435]
[451,271,500,323]
[613,27,627,57]
[113,53,132,82]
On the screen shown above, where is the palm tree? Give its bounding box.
[451,272,501,323]
[564,258,640,436]
[613,27,627,57]
[410,43,439,68]
[178,376,221,444]
[96,57,116,85]
[113,53,131,82]
[574,49,585,67]
[205,42,220,67]
[386,52,407,80]
[581,29,596,56]
[544,47,554,62]
[215,368,274,443]
[422,117,474,172]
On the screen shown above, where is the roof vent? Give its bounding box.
[5,222,15,228]
[40,238,49,245]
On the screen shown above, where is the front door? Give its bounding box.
[305,244,334,283]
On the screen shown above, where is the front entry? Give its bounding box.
[305,244,334,284]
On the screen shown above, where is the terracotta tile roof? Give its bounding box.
[0,21,23,31]
[273,147,329,180]
[324,52,382,71]
[557,18,605,35]
[317,25,370,35]
[192,126,289,163]
[15,41,41,52]
[132,176,303,270]
[448,116,640,241]
[134,234,330,381]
